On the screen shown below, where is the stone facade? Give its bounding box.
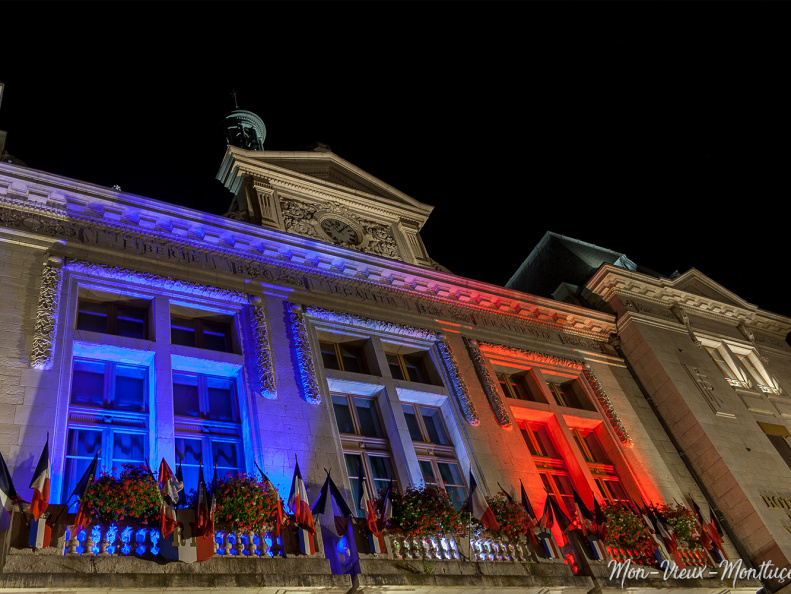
[0,140,767,593]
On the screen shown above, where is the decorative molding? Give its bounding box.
[64,259,249,303]
[738,323,769,363]
[581,368,633,445]
[436,340,480,426]
[465,338,512,428]
[250,301,277,399]
[281,198,320,240]
[479,341,631,444]
[0,189,618,341]
[30,256,63,370]
[304,306,437,340]
[289,306,321,405]
[360,218,401,260]
[671,305,703,348]
[479,342,585,370]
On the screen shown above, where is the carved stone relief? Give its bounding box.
[436,340,480,426]
[465,338,511,428]
[289,306,321,405]
[30,256,63,370]
[281,199,320,239]
[250,301,277,399]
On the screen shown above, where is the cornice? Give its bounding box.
[0,164,616,342]
[586,265,791,338]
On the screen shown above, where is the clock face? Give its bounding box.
[320,218,361,245]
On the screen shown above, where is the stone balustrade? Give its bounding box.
[64,524,281,558]
[385,533,531,563]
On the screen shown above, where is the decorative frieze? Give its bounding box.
[436,340,480,427]
[289,306,321,405]
[65,259,250,303]
[250,301,277,399]
[479,342,585,370]
[465,338,512,428]
[304,306,437,340]
[30,256,63,370]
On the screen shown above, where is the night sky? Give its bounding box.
[2,3,790,317]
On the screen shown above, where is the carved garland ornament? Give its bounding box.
[304,306,436,340]
[464,338,511,428]
[30,257,64,370]
[65,259,249,303]
[582,368,632,445]
[479,342,631,445]
[289,307,321,405]
[436,340,480,427]
[250,302,277,399]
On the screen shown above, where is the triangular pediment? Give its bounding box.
[666,268,754,309]
[232,149,430,214]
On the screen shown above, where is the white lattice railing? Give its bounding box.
[385,534,531,563]
[64,524,281,558]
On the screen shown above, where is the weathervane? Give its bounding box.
[230,90,240,110]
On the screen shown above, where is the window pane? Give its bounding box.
[386,354,404,380]
[419,460,436,484]
[115,365,146,411]
[76,300,108,333]
[203,322,230,353]
[355,398,382,437]
[71,360,105,407]
[112,432,146,475]
[583,432,612,465]
[116,306,147,339]
[369,456,395,496]
[66,427,102,457]
[421,407,449,445]
[62,456,92,511]
[213,441,241,478]
[332,395,355,434]
[345,453,364,517]
[402,405,423,441]
[340,344,367,374]
[404,354,429,384]
[207,377,235,421]
[176,438,202,496]
[438,462,463,486]
[533,426,559,458]
[173,373,200,417]
[171,316,196,347]
[320,342,340,370]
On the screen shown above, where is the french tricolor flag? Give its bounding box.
[29,436,50,521]
[288,458,315,535]
[469,471,499,531]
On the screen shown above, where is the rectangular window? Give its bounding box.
[498,372,547,403]
[549,380,593,411]
[704,345,746,388]
[571,428,627,504]
[173,372,237,422]
[332,395,384,438]
[70,358,147,412]
[171,313,233,353]
[402,404,450,445]
[77,298,148,340]
[62,426,148,509]
[320,341,369,374]
[386,352,432,384]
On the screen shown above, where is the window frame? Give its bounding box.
[170,311,235,354]
[319,340,370,374]
[76,298,150,340]
[386,351,434,385]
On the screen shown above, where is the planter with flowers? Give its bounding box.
[68,463,162,556]
[78,463,161,526]
[212,473,286,556]
[601,503,655,565]
[655,503,702,551]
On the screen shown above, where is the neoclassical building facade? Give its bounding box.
[0,110,782,593]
